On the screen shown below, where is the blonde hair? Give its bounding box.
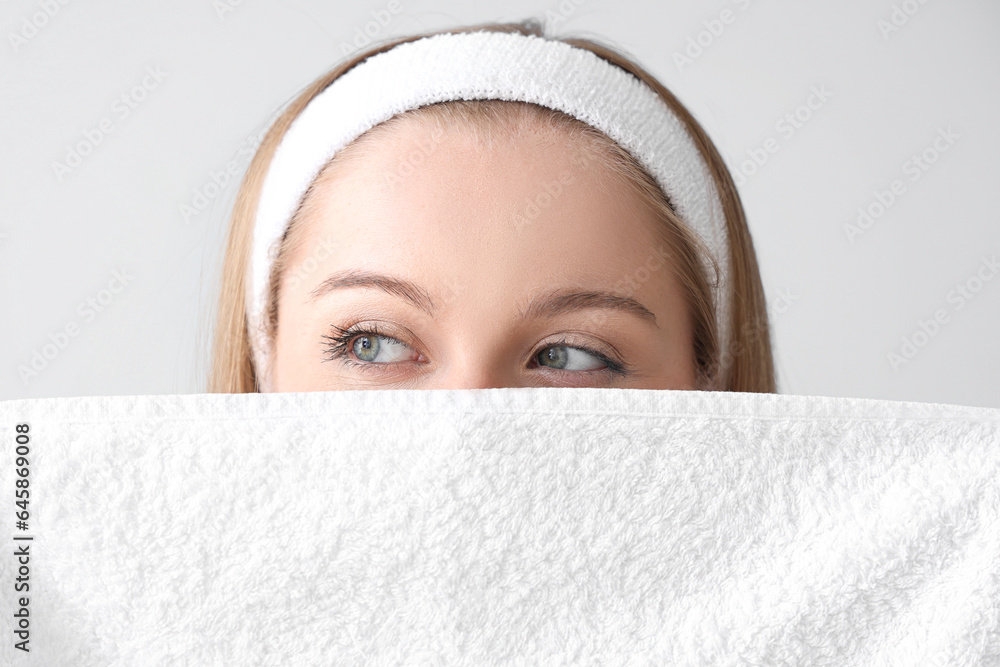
[208,19,776,394]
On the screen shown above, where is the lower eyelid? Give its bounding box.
[340,350,416,373]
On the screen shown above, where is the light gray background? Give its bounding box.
[2,0,998,407]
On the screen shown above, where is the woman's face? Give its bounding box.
[271,114,698,390]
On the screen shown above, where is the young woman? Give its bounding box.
[209,20,775,393]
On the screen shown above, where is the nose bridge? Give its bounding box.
[430,357,521,389]
[425,328,524,389]
[428,278,526,389]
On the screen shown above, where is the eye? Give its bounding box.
[535,344,610,372]
[322,323,421,367]
[350,333,413,363]
[322,325,631,378]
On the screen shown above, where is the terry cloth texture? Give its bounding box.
[1,388,998,665]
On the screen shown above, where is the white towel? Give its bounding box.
[1,388,998,666]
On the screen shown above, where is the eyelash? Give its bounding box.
[320,323,631,377]
[321,323,399,373]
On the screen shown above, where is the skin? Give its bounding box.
[271,114,697,391]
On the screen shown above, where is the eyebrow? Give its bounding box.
[308,269,658,327]
[520,288,658,327]
[308,269,436,316]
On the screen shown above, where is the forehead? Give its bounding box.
[277,110,681,331]
[297,108,665,263]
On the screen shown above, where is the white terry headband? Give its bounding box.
[248,30,730,392]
